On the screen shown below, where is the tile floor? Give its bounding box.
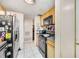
[17,38,43,58]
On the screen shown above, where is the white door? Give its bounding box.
[76,0,79,58]
[55,0,75,58]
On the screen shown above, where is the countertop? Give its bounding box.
[39,33,55,40]
[47,36,55,41]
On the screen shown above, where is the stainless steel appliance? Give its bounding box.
[38,35,47,58]
[0,15,19,58]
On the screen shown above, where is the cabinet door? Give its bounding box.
[47,44,55,58]
[76,45,79,58]
[76,0,79,43]
[76,0,79,58]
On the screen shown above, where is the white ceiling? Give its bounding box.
[0,0,55,19]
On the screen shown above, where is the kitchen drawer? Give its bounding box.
[76,45,79,58]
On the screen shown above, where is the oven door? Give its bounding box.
[38,35,46,57]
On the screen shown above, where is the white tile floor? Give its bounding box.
[17,38,43,58]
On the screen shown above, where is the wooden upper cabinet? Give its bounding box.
[40,8,55,26]
[0,6,3,11]
[0,4,6,11]
[0,4,6,15]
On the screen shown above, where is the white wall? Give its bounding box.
[55,0,61,57]
[76,0,79,57]
[55,0,75,58]
[24,17,33,41]
[34,16,41,46]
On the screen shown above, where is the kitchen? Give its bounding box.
[0,0,55,58]
[34,8,55,58]
[0,0,79,58]
[0,4,24,58]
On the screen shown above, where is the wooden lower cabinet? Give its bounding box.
[47,40,55,58]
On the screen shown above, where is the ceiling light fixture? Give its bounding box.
[25,0,35,4]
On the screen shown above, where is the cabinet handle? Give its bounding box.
[76,43,79,45]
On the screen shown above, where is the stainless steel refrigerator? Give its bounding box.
[0,15,19,58]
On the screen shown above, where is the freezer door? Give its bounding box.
[13,16,19,58]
